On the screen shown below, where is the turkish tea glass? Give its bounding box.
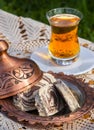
[46,8,83,65]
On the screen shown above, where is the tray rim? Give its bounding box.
[0,72,93,127]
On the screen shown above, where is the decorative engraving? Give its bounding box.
[0,62,34,89]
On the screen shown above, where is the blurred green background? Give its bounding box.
[0,0,94,42]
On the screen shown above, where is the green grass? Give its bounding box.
[0,0,94,42]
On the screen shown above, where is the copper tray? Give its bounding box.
[0,72,94,128]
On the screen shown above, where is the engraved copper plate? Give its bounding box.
[0,72,93,128]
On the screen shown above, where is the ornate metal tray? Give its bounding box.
[0,72,93,128]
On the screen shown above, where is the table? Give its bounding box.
[0,9,94,130]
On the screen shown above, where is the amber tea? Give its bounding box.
[49,14,80,58]
[46,8,82,65]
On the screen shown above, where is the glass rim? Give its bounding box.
[46,7,83,20]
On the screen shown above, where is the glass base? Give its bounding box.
[50,55,79,66]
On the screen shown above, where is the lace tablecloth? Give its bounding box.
[0,9,94,130]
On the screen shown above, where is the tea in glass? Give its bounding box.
[46,8,83,65]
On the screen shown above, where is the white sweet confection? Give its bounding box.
[55,79,81,112]
[13,72,81,115]
[13,88,37,111]
[13,72,57,112]
[34,84,64,116]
